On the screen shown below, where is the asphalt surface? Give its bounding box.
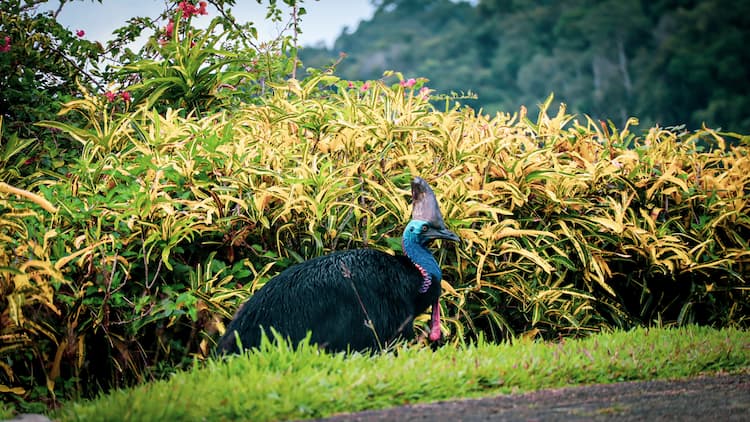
[313,373,750,421]
[6,373,748,421]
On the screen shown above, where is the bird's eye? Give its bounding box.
[421,225,429,232]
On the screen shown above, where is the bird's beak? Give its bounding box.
[424,226,460,243]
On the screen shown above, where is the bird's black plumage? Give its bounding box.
[218,249,440,353]
[218,177,459,354]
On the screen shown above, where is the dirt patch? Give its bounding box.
[314,373,749,421]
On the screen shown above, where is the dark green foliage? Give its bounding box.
[300,0,750,132]
[0,0,104,138]
[634,0,750,132]
[0,0,106,184]
[122,16,297,116]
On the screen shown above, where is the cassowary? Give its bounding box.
[218,177,459,353]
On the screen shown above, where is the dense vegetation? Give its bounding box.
[1,0,748,415]
[301,0,750,133]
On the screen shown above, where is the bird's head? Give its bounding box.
[403,219,459,247]
[404,177,460,247]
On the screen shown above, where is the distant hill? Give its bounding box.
[300,0,750,133]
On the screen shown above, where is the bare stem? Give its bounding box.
[290,2,299,79]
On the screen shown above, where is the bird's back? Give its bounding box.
[218,248,433,353]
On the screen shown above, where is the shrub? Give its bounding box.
[0,0,309,409]
[2,76,748,408]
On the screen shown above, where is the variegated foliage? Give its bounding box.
[1,76,748,402]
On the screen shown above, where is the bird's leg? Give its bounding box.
[429,300,441,341]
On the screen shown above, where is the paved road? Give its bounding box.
[315,373,749,421]
[7,373,748,421]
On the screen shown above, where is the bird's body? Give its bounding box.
[217,248,441,353]
[218,177,458,354]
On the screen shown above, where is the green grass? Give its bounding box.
[55,326,749,421]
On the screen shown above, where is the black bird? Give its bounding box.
[218,177,459,353]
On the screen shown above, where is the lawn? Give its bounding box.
[52,326,749,421]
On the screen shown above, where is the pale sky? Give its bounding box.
[46,0,375,48]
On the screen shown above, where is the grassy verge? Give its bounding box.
[54,326,749,421]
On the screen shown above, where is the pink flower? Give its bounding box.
[76,29,85,38]
[400,78,416,88]
[178,1,208,19]
[347,81,354,89]
[0,36,10,53]
[121,91,131,103]
[419,86,431,99]
[178,1,191,16]
[104,91,117,102]
[361,81,370,91]
[165,20,175,38]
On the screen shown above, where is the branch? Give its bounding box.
[290,2,299,79]
[48,43,106,92]
[206,0,261,50]
[53,0,66,19]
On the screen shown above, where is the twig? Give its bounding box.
[52,0,64,19]
[147,257,164,290]
[290,2,299,80]
[206,0,261,50]
[48,43,106,92]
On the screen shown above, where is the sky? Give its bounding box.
[46,0,376,49]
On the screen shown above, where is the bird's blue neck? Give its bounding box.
[402,220,442,293]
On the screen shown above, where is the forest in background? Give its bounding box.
[300,0,750,133]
